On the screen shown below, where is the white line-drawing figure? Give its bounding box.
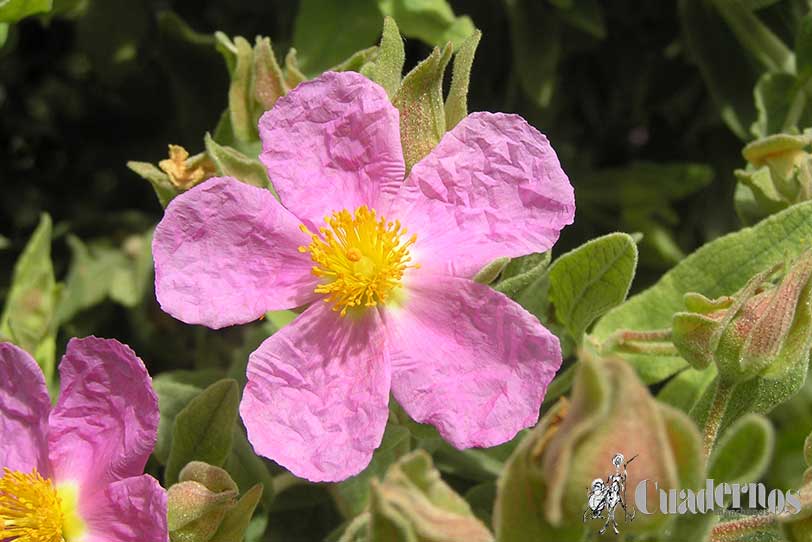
[583,452,637,535]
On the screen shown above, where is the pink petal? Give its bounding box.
[0,343,50,473]
[385,274,562,448]
[153,177,318,329]
[82,474,168,542]
[391,112,575,278]
[259,71,405,229]
[49,337,159,495]
[240,302,390,482]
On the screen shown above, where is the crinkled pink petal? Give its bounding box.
[81,474,168,542]
[390,112,575,278]
[240,302,390,482]
[153,177,318,329]
[0,343,50,473]
[48,337,159,495]
[259,71,405,228]
[385,274,562,449]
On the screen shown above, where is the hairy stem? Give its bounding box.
[703,380,734,458]
[604,328,678,356]
[710,514,776,542]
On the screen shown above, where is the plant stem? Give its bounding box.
[703,380,734,458]
[604,328,678,356]
[710,514,776,542]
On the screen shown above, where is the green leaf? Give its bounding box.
[0,23,8,47]
[209,484,264,542]
[709,413,775,484]
[679,0,759,139]
[555,0,606,39]
[363,16,405,98]
[109,230,153,308]
[166,379,241,485]
[283,49,307,90]
[228,36,256,143]
[473,257,509,285]
[506,0,560,108]
[548,233,638,342]
[292,0,382,75]
[223,427,276,509]
[126,161,176,207]
[204,133,270,190]
[752,72,812,137]
[444,29,480,130]
[0,214,60,382]
[329,46,379,73]
[57,236,126,323]
[393,44,452,172]
[0,0,52,23]
[797,13,812,77]
[494,252,552,300]
[153,379,203,466]
[252,37,286,113]
[378,0,475,50]
[593,201,812,385]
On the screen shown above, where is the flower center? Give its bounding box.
[299,206,418,316]
[0,468,84,542]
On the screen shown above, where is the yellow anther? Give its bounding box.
[300,206,418,315]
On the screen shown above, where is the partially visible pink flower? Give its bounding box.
[153,71,575,482]
[0,337,167,542]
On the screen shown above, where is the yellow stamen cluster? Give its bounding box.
[300,206,418,315]
[0,468,63,542]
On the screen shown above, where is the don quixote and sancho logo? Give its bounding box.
[584,452,802,536]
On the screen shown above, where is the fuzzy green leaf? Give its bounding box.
[126,161,176,207]
[593,201,812,385]
[444,29,481,129]
[0,0,52,23]
[153,379,203,466]
[393,44,452,171]
[548,232,638,342]
[252,37,286,113]
[709,413,775,484]
[209,484,264,542]
[166,379,241,485]
[0,214,60,382]
[204,133,270,190]
[363,16,405,98]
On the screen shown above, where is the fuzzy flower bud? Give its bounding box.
[339,451,493,542]
[167,462,239,542]
[672,250,812,385]
[494,356,703,540]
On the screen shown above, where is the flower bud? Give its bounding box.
[340,450,493,542]
[673,250,812,385]
[494,356,703,540]
[735,131,812,222]
[168,462,238,542]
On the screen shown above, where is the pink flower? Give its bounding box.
[0,337,167,542]
[153,71,575,482]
